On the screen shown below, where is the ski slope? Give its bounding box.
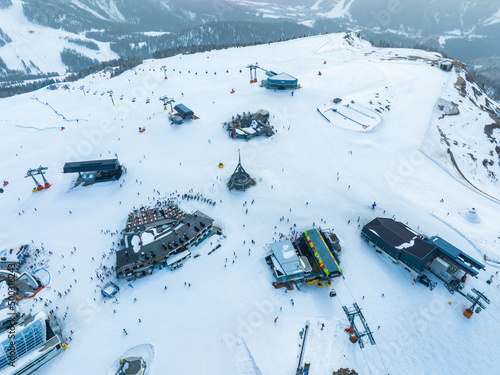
[0,33,499,375]
[0,0,119,74]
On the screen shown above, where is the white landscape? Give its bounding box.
[0,32,499,375]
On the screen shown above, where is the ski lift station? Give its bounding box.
[263,72,298,90]
[361,218,484,284]
[247,64,298,89]
[265,229,342,287]
[63,158,123,186]
[170,103,197,124]
[174,104,194,118]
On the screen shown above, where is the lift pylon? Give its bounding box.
[159,96,175,111]
[25,166,51,192]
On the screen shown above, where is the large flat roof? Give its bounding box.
[363,218,437,266]
[269,240,303,276]
[117,211,213,269]
[396,238,437,260]
[63,158,120,173]
[303,229,341,277]
[364,218,417,248]
[174,103,194,117]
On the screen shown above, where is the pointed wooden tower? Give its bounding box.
[227,152,255,191]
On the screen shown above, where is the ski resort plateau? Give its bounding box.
[0,32,499,375]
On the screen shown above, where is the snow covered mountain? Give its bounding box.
[421,62,500,201]
[0,0,311,79]
[1,0,500,96]
[236,0,500,95]
[1,32,499,375]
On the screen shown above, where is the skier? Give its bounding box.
[372,202,377,210]
[123,329,128,335]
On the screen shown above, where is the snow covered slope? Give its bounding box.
[0,0,119,74]
[0,32,499,375]
[422,61,500,202]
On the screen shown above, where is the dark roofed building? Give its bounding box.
[174,104,194,119]
[428,236,484,277]
[63,158,121,173]
[116,208,214,281]
[362,218,438,277]
[363,218,487,287]
[398,238,438,274]
[63,158,123,186]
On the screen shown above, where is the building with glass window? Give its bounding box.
[0,311,63,374]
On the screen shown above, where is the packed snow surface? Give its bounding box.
[0,33,499,375]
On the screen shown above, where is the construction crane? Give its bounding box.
[25,166,51,192]
[159,96,175,111]
[463,288,490,319]
[246,64,278,84]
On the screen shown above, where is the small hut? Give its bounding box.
[227,153,255,191]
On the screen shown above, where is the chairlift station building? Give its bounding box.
[361,218,484,282]
[262,72,298,90]
[63,158,123,186]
